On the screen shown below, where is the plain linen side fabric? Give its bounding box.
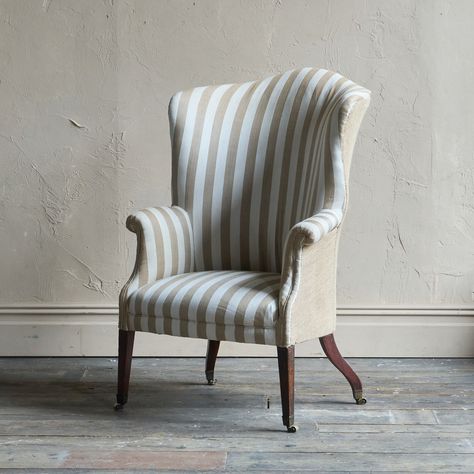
[119,67,370,347]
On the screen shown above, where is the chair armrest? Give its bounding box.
[120,206,194,304]
[284,209,342,247]
[277,210,341,347]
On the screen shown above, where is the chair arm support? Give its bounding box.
[277,211,341,347]
[120,206,194,306]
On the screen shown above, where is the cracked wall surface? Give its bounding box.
[0,0,473,306]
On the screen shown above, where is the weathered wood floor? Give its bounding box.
[0,357,472,472]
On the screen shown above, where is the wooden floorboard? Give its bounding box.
[0,357,472,472]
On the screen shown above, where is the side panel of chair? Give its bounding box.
[281,97,370,347]
[339,96,371,218]
[284,230,338,346]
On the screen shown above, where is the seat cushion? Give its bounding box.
[124,271,281,344]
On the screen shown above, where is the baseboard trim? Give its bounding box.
[0,305,473,357]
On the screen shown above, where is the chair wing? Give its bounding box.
[279,95,370,346]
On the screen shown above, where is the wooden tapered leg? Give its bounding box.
[319,333,366,405]
[205,340,220,385]
[277,345,297,432]
[115,329,135,409]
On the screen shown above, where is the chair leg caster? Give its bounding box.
[353,389,367,405]
[283,415,297,433]
[205,370,217,385]
[114,394,127,410]
[205,340,220,385]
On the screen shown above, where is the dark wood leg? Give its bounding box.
[115,329,135,409]
[277,345,297,432]
[205,340,220,385]
[319,333,366,405]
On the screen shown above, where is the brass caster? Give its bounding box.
[205,370,216,385]
[287,425,298,433]
[115,393,127,409]
[353,389,366,405]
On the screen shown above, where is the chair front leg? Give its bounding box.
[205,340,220,385]
[115,329,135,409]
[319,333,366,405]
[277,345,297,432]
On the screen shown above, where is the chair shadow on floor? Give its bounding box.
[0,359,356,436]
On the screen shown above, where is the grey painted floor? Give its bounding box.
[0,357,473,472]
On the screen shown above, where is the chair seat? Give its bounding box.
[125,271,281,344]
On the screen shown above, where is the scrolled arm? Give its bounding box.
[120,206,194,303]
[285,209,342,246]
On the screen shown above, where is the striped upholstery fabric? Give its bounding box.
[120,67,370,346]
[125,206,194,287]
[125,271,280,345]
[169,67,369,273]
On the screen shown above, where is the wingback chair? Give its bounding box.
[116,67,371,432]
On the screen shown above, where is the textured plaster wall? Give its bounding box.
[0,0,473,307]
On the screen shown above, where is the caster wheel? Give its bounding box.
[205,370,216,385]
[287,425,298,433]
[355,397,367,405]
[114,403,124,411]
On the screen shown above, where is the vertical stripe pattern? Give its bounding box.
[126,271,280,345]
[170,68,370,272]
[125,205,194,289]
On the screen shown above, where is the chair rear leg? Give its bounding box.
[277,346,297,432]
[319,333,366,405]
[115,329,135,409]
[205,340,220,385]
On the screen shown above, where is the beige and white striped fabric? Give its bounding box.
[124,271,280,345]
[169,67,369,273]
[125,206,194,285]
[120,67,370,346]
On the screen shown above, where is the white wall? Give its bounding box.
[0,0,473,356]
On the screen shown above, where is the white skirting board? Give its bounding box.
[0,305,473,357]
